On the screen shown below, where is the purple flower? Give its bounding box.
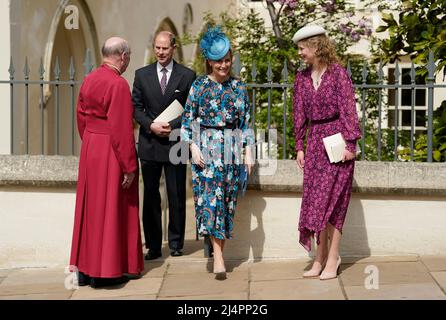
[322,3,336,13]
[287,0,298,9]
[306,4,316,13]
[358,19,366,28]
[286,9,295,16]
[351,31,360,42]
[321,0,337,13]
[340,23,352,35]
[271,0,298,8]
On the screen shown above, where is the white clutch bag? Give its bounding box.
[323,133,346,163]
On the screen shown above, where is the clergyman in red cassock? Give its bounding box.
[69,37,144,288]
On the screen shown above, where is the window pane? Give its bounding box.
[402,110,411,126]
[416,110,426,127]
[415,73,425,85]
[401,89,411,106]
[402,69,411,84]
[388,68,395,83]
[388,110,395,127]
[416,89,426,106]
[388,89,395,106]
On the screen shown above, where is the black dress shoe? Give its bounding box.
[77,271,91,286]
[90,276,129,288]
[170,249,183,257]
[125,273,142,280]
[144,250,162,260]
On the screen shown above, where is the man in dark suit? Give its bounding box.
[132,31,196,260]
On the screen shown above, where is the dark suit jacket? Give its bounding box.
[132,61,196,162]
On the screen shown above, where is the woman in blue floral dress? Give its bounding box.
[181,27,254,279]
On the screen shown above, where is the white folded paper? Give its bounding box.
[322,133,346,163]
[153,99,184,123]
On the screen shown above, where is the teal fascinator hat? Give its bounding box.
[200,26,231,61]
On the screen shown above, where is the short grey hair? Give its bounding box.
[101,40,130,58]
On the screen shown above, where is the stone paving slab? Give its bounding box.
[0,268,66,286]
[167,260,249,275]
[343,283,446,300]
[158,292,248,300]
[421,256,446,272]
[1,258,446,300]
[0,270,10,285]
[158,270,248,298]
[70,277,163,300]
[249,260,309,282]
[155,244,206,261]
[167,261,213,274]
[430,272,446,293]
[0,270,13,278]
[0,282,68,297]
[341,255,419,264]
[73,294,157,300]
[0,268,67,296]
[0,291,73,300]
[339,261,432,287]
[250,278,345,300]
[142,261,168,278]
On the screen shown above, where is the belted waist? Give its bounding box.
[200,122,238,130]
[85,115,110,134]
[310,114,339,125]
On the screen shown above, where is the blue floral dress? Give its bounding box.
[181,75,253,240]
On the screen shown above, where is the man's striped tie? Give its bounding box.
[160,68,168,95]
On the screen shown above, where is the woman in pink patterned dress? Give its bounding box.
[292,25,361,280]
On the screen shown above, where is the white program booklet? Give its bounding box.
[153,99,184,123]
[323,133,346,163]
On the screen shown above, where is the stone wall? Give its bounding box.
[1,156,445,268]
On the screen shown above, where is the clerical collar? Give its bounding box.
[104,63,121,75]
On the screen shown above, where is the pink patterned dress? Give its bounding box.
[293,63,361,252]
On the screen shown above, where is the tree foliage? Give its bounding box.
[374,0,446,78]
[374,0,446,161]
[181,0,373,159]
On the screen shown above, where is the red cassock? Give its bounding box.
[69,64,144,278]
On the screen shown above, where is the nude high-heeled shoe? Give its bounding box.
[303,258,327,279]
[214,269,227,280]
[319,256,341,280]
[213,260,227,280]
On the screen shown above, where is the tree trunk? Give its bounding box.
[266,1,286,48]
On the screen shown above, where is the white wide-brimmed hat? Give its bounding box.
[292,25,326,44]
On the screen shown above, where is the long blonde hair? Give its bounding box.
[299,34,340,67]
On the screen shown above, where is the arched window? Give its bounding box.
[41,0,99,155]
